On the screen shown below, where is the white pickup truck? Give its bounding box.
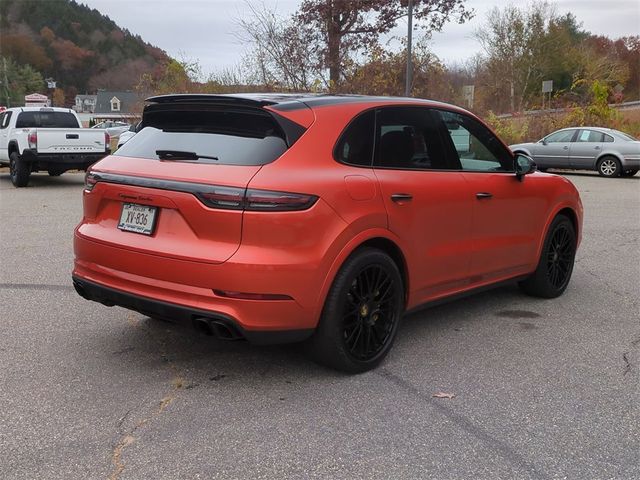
[0,107,111,187]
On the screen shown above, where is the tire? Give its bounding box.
[519,215,577,298]
[597,156,621,177]
[621,169,638,177]
[308,248,404,373]
[9,152,30,187]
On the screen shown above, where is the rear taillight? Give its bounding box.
[104,132,110,150]
[197,188,318,212]
[83,172,318,211]
[84,171,98,192]
[28,130,37,149]
[245,189,317,211]
[196,187,245,210]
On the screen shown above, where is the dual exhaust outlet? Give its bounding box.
[193,317,244,341]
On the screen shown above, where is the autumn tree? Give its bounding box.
[296,0,473,89]
[237,4,324,91]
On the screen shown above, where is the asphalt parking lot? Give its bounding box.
[0,170,638,480]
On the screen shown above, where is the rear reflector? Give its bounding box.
[213,290,293,301]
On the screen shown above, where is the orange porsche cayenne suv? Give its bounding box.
[73,94,583,372]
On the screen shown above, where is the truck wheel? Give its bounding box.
[9,152,30,187]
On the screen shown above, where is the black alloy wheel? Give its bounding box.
[519,215,576,298]
[343,264,398,361]
[545,223,574,290]
[309,248,404,373]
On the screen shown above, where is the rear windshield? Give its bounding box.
[116,106,289,166]
[15,111,79,128]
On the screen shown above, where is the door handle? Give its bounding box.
[476,192,493,199]
[594,146,601,150]
[563,146,569,150]
[391,193,413,203]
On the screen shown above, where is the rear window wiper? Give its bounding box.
[155,150,219,161]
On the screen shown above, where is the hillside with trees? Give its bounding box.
[0,0,170,107]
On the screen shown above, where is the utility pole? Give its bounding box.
[2,57,10,106]
[405,0,413,97]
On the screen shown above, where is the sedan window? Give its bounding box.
[577,130,604,142]
[545,130,575,143]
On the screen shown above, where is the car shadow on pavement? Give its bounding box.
[90,283,528,385]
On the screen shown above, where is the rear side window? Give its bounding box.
[374,107,450,170]
[577,130,604,142]
[116,106,289,166]
[334,110,375,166]
[15,111,79,128]
[0,111,11,129]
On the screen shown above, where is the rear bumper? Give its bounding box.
[73,228,325,342]
[22,149,109,171]
[72,275,313,345]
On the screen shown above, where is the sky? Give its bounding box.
[78,0,640,77]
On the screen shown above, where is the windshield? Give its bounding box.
[15,111,79,128]
[116,107,289,166]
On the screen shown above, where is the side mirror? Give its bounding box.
[540,139,547,145]
[515,153,537,181]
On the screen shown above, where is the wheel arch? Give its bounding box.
[8,140,20,156]
[315,230,410,321]
[535,204,581,263]
[594,152,623,169]
[357,237,409,300]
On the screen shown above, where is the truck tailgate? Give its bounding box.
[36,129,106,154]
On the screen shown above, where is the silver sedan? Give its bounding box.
[510,127,640,177]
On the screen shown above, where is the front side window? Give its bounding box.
[434,109,514,172]
[374,107,450,170]
[334,110,375,167]
[545,130,575,143]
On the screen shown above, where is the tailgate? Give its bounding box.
[77,155,260,264]
[36,128,106,154]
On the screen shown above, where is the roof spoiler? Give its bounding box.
[142,94,310,147]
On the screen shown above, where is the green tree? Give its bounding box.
[0,56,44,106]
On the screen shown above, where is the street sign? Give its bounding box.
[542,80,553,93]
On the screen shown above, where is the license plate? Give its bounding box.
[117,203,157,235]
